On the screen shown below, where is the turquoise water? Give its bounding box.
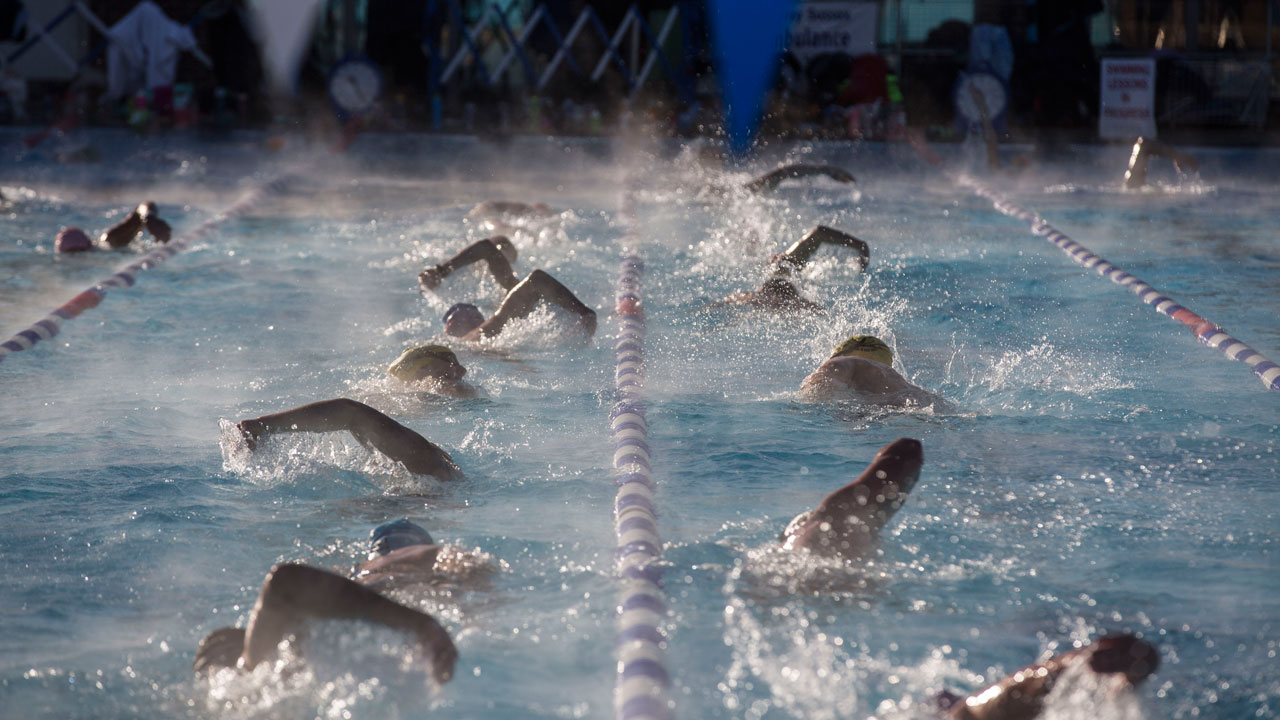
[1,131,1277,719]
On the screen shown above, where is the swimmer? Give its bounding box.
[712,277,823,313]
[465,200,555,223]
[387,344,477,398]
[712,226,866,313]
[236,398,462,480]
[1123,136,1199,189]
[353,518,494,588]
[781,437,923,559]
[193,522,462,684]
[798,335,942,406]
[970,86,1198,189]
[418,236,519,292]
[769,225,869,275]
[440,269,596,341]
[937,633,1159,720]
[55,227,94,253]
[743,164,856,194]
[100,201,172,248]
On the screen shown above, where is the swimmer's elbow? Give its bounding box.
[263,562,312,591]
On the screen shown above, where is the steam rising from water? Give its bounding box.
[2,131,1277,719]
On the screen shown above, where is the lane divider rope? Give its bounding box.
[0,166,303,366]
[610,184,673,720]
[965,179,1280,392]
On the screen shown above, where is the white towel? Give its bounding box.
[105,1,199,99]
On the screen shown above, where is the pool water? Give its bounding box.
[1,130,1277,720]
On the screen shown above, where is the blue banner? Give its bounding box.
[707,0,799,156]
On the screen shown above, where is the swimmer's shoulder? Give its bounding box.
[802,356,934,403]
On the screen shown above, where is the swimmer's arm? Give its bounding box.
[478,269,597,338]
[744,165,855,194]
[138,203,172,243]
[236,398,459,479]
[355,544,443,582]
[466,201,520,219]
[420,237,519,291]
[144,216,172,243]
[970,85,1001,170]
[100,210,144,248]
[240,563,457,684]
[777,226,869,272]
[945,655,1070,719]
[1124,137,1198,188]
[790,295,825,313]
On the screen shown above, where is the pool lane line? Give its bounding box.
[965,179,1280,392]
[0,169,300,367]
[611,186,673,720]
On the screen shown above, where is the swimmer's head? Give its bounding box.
[55,227,93,253]
[831,335,893,366]
[1087,634,1159,684]
[761,277,802,299]
[388,344,466,382]
[490,235,517,264]
[443,303,485,337]
[768,253,796,276]
[370,518,434,556]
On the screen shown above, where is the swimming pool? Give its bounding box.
[1,129,1276,719]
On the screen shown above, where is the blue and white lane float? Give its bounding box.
[610,188,673,720]
[0,169,299,366]
[966,180,1280,392]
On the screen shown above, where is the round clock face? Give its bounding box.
[329,59,383,116]
[954,72,1007,124]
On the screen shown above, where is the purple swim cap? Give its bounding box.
[55,227,93,253]
[443,302,484,337]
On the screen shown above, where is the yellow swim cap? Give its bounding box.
[388,345,459,381]
[831,335,892,366]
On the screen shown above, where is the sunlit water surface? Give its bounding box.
[1,130,1277,719]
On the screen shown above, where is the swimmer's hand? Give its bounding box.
[418,265,447,291]
[828,168,855,184]
[415,617,458,684]
[578,310,597,337]
[236,419,266,451]
[1174,153,1200,175]
[145,216,172,243]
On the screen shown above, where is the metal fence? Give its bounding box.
[425,1,686,99]
[1157,55,1271,128]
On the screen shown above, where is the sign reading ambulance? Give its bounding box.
[787,1,877,67]
[1099,58,1157,139]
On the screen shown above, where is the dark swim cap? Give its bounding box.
[370,519,434,556]
[1088,634,1159,683]
[443,302,484,336]
[56,227,93,253]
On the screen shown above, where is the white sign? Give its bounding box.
[787,1,877,66]
[1099,58,1157,139]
